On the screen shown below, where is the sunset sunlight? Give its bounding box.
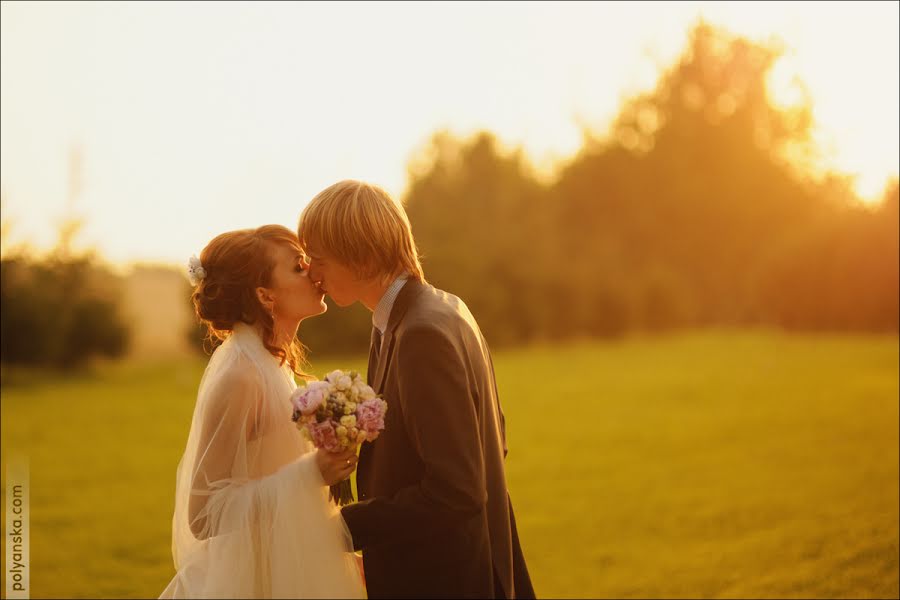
[1,1,897,265]
[2,3,898,599]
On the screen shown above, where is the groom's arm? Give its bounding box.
[341,324,487,551]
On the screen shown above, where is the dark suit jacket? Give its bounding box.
[341,279,535,599]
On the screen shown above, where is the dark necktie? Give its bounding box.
[367,327,382,388]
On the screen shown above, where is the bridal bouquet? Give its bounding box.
[291,370,387,505]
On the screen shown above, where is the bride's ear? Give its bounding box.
[255,286,275,314]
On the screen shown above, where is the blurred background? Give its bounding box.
[1,1,898,598]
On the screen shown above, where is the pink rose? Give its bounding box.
[307,420,342,452]
[356,398,387,440]
[292,381,330,415]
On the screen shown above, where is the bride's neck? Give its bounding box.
[244,319,297,348]
[271,320,299,348]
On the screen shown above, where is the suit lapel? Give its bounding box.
[366,327,380,388]
[371,278,424,394]
[358,279,424,494]
[372,330,394,394]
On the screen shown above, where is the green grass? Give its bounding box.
[2,331,898,598]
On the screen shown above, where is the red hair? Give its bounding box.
[191,224,308,377]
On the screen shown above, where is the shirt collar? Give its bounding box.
[373,273,409,334]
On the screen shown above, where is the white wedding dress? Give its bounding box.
[160,322,365,599]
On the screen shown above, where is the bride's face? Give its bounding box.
[263,243,327,322]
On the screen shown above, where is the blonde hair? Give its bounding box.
[297,180,424,283]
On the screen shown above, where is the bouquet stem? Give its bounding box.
[330,478,355,506]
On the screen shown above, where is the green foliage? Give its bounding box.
[754,180,900,332]
[296,299,373,359]
[1,333,896,598]
[394,23,899,347]
[0,252,130,367]
[405,131,549,345]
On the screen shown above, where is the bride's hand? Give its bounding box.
[315,447,358,486]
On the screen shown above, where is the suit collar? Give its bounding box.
[373,273,410,334]
[384,278,424,335]
[372,278,426,392]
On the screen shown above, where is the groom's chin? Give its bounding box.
[329,295,353,308]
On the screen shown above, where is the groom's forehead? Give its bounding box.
[301,243,342,264]
[304,248,327,261]
[299,236,332,261]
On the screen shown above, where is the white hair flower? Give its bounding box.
[187,255,207,286]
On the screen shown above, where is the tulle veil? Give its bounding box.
[160,322,365,599]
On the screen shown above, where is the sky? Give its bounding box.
[1,1,898,267]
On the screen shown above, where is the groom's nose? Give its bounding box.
[308,264,322,284]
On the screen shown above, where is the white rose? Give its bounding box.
[359,387,376,401]
[336,375,353,391]
[325,369,345,385]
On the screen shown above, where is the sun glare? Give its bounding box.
[700,1,900,203]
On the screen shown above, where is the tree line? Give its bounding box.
[299,23,898,354]
[2,23,896,367]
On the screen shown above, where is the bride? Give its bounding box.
[160,225,366,599]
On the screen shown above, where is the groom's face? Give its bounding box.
[306,250,363,308]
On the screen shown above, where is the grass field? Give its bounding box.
[1,330,898,598]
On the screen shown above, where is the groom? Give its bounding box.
[298,180,535,599]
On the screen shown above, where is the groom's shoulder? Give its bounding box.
[408,281,466,317]
[403,281,482,336]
